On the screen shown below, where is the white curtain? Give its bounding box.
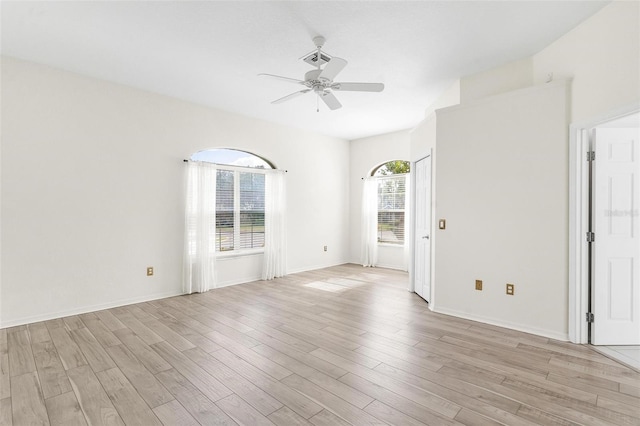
[262,170,287,280]
[403,173,411,271]
[183,161,217,294]
[361,177,378,267]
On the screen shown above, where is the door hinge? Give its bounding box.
[586,232,595,243]
[587,151,595,161]
[586,312,594,323]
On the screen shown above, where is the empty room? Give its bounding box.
[1,1,639,425]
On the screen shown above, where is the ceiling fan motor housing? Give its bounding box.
[304,69,332,92]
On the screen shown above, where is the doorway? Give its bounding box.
[590,125,640,345]
[413,154,432,302]
[570,107,640,365]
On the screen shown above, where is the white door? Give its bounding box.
[592,128,640,345]
[414,155,432,302]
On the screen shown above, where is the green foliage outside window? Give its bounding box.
[374,160,410,176]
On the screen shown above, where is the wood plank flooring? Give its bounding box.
[1,264,639,425]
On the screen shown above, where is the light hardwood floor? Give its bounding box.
[1,264,639,425]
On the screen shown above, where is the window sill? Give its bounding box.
[216,249,264,259]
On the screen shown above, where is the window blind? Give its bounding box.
[377,175,406,244]
[215,168,266,252]
[216,170,235,251]
[239,172,265,249]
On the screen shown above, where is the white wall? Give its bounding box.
[460,57,533,104]
[454,1,639,122]
[409,80,461,296]
[1,57,350,327]
[533,1,640,124]
[407,1,639,340]
[434,81,570,340]
[411,78,462,169]
[349,130,410,269]
[423,80,461,121]
[410,115,437,163]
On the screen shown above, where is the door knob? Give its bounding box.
[422,235,429,239]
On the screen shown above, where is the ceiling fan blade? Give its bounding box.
[319,57,347,81]
[332,82,384,92]
[319,91,342,110]
[258,73,305,85]
[272,89,311,104]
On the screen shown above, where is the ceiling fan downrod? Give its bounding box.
[313,36,325,71]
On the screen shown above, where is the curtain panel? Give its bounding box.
[361,177,378,267]
[183,161,217,294]
[262,170,287,280]
[403,173,411,271]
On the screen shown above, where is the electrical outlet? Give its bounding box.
[506,283,514,295]
[323,246,328,252]
[147,267,154,276]
[475,280,483,291]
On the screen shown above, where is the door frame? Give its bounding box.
[410,151,433,302]
[569,103,640,344]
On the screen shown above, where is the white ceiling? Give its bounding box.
[1,1,608,140]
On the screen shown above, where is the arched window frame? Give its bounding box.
[191,148,275,169]
[190,148,274,255]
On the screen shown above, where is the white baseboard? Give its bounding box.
[374,263,408,272]
[432,306,570,342]
[216,275,262,288]
[217,261,352,284]
[286,261,351,275]
[0,261,387,329]
[0,290,183,329]
[348,258,407,272]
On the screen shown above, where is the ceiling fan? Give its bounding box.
[259,36,384,111]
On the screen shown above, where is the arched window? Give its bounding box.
[191,148,274,169]
[372,160,410,244]
[372,160,410,176]
[191,149,273,252]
